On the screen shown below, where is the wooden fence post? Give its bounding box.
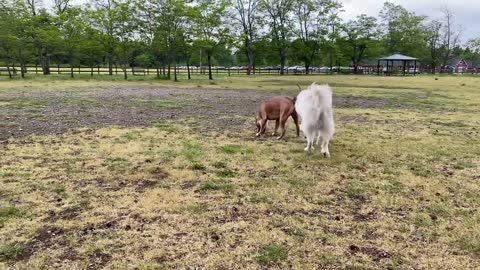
[58,64,60,74]
[98,65,100,75]
[36,64,38,74]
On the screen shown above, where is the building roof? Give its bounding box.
[379,53,418,61]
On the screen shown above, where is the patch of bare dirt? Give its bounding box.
[45,207,82,223]
[0,86,389,141]
[15,226,65,261]
[349,244,392,262]
[353,210,378,222]
[87,252,111,270]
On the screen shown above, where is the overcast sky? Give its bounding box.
[341,0,479,42]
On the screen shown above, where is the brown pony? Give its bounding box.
[255,97,300,139]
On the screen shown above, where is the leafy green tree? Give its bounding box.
[261,0,293,75]
[137,0,163,77]
[231,0,263,75]
[57,7,86,77]
[424,20,442,73]
[340,15,380,73]
[464,39,480,66]
[157,0,188,81]
[292,0,342,74]
[91,0,118,75]
[111,0,137,80]
[0,2,18,78]
[379,2,427,58]
[190,0,230,80]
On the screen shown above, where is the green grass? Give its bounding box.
[257,244,288,265]
[0,207,25,226]
[0,244,26,262]
[1,75,479,269]
[183,142,204,162]
[199,179,236,193]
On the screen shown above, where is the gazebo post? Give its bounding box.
[414,60,417,76]
[377,60,380,76]
[403,60,406,76]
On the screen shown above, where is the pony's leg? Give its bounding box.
[256,119,268,136]
[292,112,300,137]
[277,117,287,140]
[320,137,330,158]
[272,120,279,136]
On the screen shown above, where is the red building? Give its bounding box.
[453,59,469,73]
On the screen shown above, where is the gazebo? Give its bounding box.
[377,53,418,76]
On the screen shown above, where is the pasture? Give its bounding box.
[0,75,479,269]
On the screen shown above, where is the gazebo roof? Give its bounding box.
[379,53,418,61]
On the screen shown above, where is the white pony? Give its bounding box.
[295,82,335,156]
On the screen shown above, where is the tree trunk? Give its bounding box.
[167,63,171,79]
[108,55,113,75]
[7,65,12,79]
[207,53,213,80]
[44,55,50,75]
[174,60,178,82]
[19,47,25,78]
[305,63,310,75]
[280,52,286,76]
[199,49,203,75]
[42,46,50,75]
[69,52,74,78]
[187,58,191,80]
[20,62,25,78]
[248,49,255,76]
[123,49,128,80]
[37,47,43,75]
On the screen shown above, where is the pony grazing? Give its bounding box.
[255,97,300,139]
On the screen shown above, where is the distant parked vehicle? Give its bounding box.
[287,66,305,73]
[408,67,420,74]
[319,67,330,73]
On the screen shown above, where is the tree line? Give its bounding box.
[1,0,479,80]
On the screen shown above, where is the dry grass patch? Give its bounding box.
[1,75,480,269]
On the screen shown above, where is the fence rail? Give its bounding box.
[1,65,480,77]
[1,65,323,77]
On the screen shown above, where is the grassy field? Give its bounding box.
[1,75,479,269]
